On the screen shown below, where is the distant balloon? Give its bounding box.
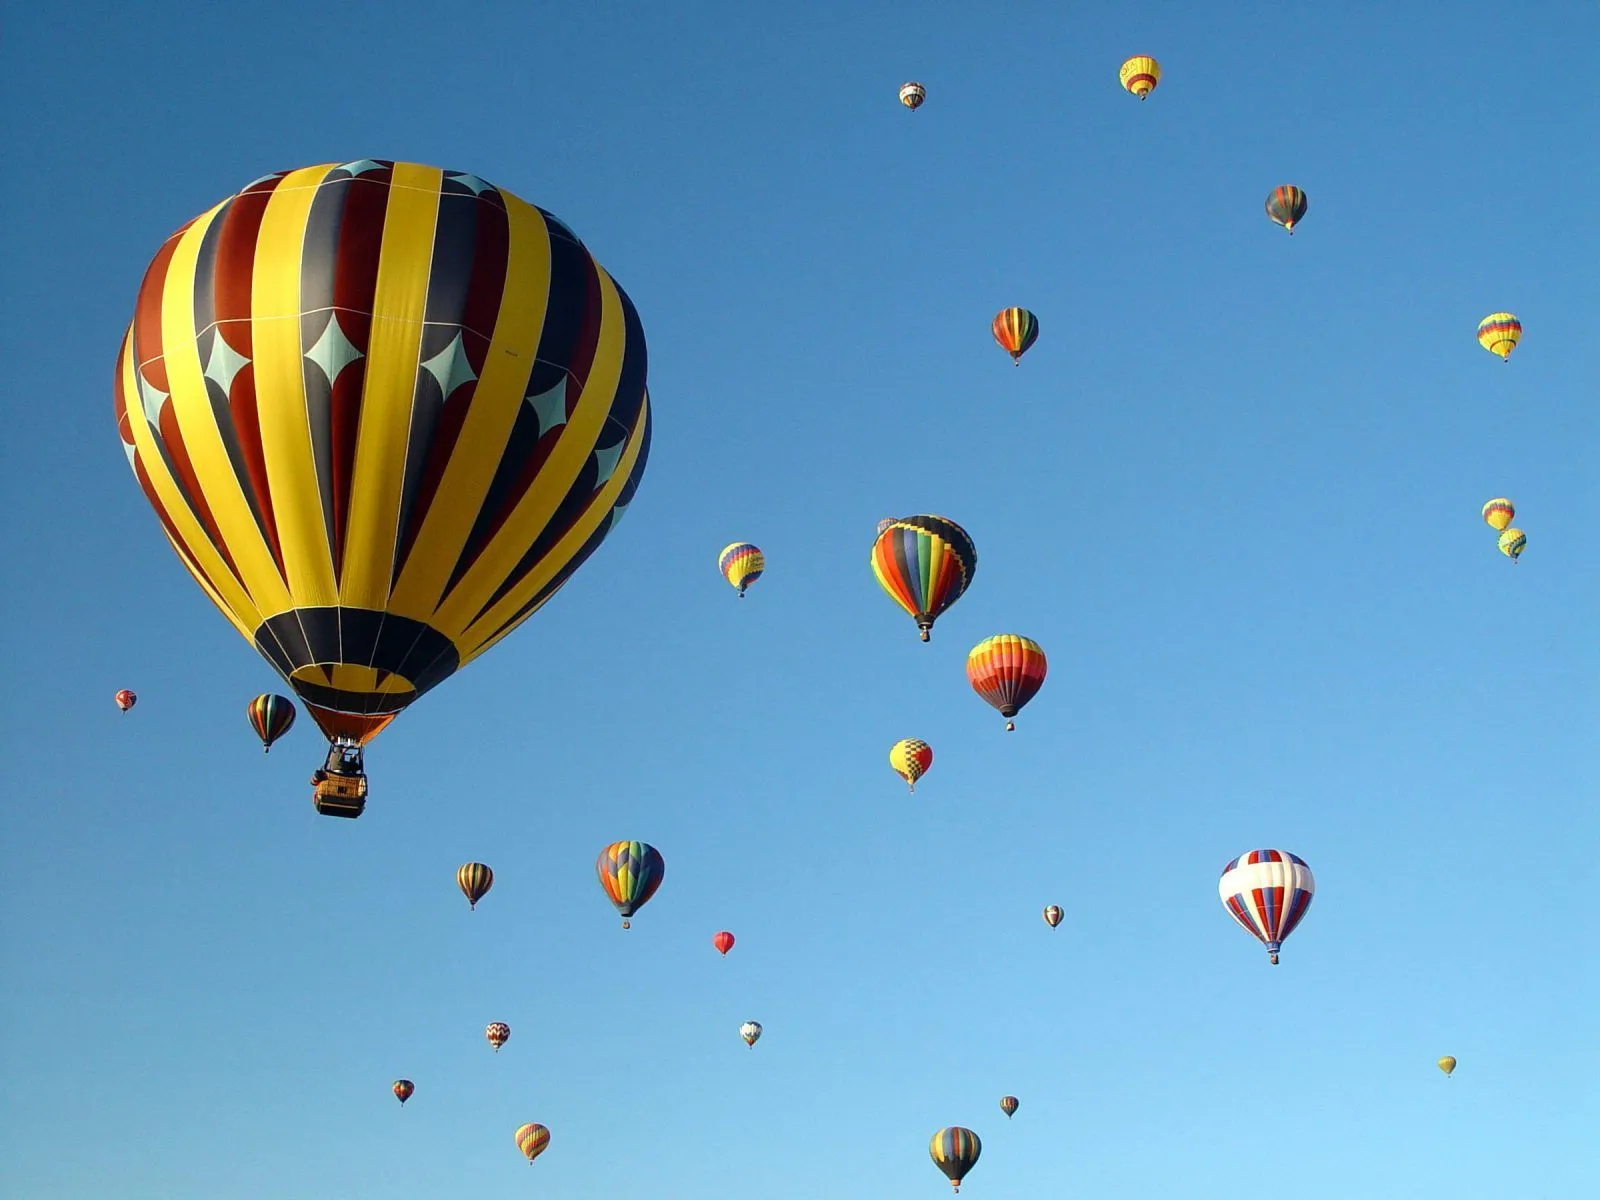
[596,840,665,929]
[718,543,765,597]
[1042,904,1064,929]
[871,515,977,642]
[930,1126,981,1192]
[1497,528,1526,562]
[991,307,1039,365]
[999,1095,1019,1119]
[115,689,137,713]
[1218,849,1315,965]
[740,1020,763,1047]
[246,693,297,753]
[1119,55,1161,99]
[486,1022,510,1052]
[457,862,494,910]
[1438,1056,1457,1077]
[392,1079,414,1106]
[1266,185,1308,234]
[877,517,898,536]
[889,738,934,792]
[713,930,736,956]
[967,635,1047,731]
[1481,498,1514,532]
[514,1122,550,1166]
[900,81,926,111]
[1477,313,1521,361]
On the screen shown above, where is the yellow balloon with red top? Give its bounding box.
[1481,498,1514,532]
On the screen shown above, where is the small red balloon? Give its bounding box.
[115,689,137,712]
[713,930,735,956]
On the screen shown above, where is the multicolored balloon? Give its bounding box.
[1218,849,1315,965]
[1042,904,1063,929]
[967,635,1047,731]
[392,1079,414,1106]
[486,1022,510,1052]
[991,307,1039,365]
[871,515,977,642]
[1266,185,1308,234]
[999,1095,1019,1119]
[1497,528,1526,562]
[713,930,735,956]
[115,689,137,713]
[1477,313,1521,360]
[900,81,926,111]
[718,543,765,597]
[1481,498,1514,532]
[889,738,934,792]
[929,1126,981,1192]
[596,840,664,929]
[740,1020,763,1047]
[1438,1056,1457,1077]
[514,1122,550,1166]
[114,162,651,757]
[457,862,494,910]
[1119,55,1161,99]
[246,693,297,752]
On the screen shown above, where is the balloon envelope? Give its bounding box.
[1218,849,1315,964]
[247,693,297,751]
[1438,1056,1457,1076]
[115,689,137,712]
[1266,185,1309,233]
[871,515,977,642]
[930,1126,981,1190]
[514,1123,550,1164]
[713,930,735,956]
[457,862,493,909]
[889,738,934,791]
[1042,904,1063,928]
[596,840,665,927]
[486,1022,510,1051]
[967,635,1047,730]
[1481,498,1514,531]
[740,1020,763,1046]
[1119,55,1161,98]
[1000,1095,1019,1118]
[718,543,764,596]
[1497,528,1526,560]
[392,1079,414,1105]
[1478,313,1521,360]
[991,307,1039,364]
[899,82,926,110]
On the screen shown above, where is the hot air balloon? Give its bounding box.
[718,543,764,597]
[967,635,1047,731]
[1266,186,1308,234]
[486,1022,510,1052]
[876,518,898,536]
[740,1021,763,1047]
[1042,904,1063,929]
[457,862,493,910]
[1497,528,1526,562]
[1478,313,1521,360]
[1482,498,1514,532]
[991,307,1039,365]
[1119,55,1161,99]
[713,930,736,956]
[900,82,926,111]
[246,693,296,752]
[871,515,977,642]
[889,738,934,792]
[114,162,651,819]
[930,1127,981,1193]
[1438,1056,1457,1077]
[596,840,664,928]
[1218,849,1314,965]
[114,689,137,713]
[392,1079,414,1106]
[999,1095,1019,1119]
[514,1123,550,1166]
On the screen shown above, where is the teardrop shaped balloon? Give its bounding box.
[1477,313,1521,360]
[596,840,664,928]
[999,1095,1019,1119]
[1266,185,1308,234]
[1218,849,1315,965]
[392,1079,414,1106]
[930,1126,981,1192]
[889,738,933,792]
[1481,498,1514,532]
[1497,528,1526,561]
[1042,904,1063,929]
[1119,55,1161,99]
[486,1022,510,1052]
[713,930,735,956]
[514,1122,550,1165]
[115,689,137,713]
[1437,1056,1456,1076]
[900,81,926,111]
[114,162,651,773]
[246,693,297,752]
[718,543,764,597]
[967,635,1047,731]
[740,1020,763,1047]
[871,515,977,642]
[991,307,1039,365]
[457,862,494,910]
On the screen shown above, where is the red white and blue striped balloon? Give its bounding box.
[1218,849,1314,965]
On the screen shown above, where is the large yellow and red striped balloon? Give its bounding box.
[1119,55,1161,99]
[967,635,1047,731]
[514,1122,550,1165]
[115,161,651,750]
[1481,498,1514,532]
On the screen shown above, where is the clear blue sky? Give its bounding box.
[2,2,1596,1197]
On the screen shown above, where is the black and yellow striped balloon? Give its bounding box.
[114,161,651,745]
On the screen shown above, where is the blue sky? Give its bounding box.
[2,2,1596,1196]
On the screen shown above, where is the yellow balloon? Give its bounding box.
[1481,498,1514,532]
[1437,1056,1456,1076]
[1119,55,1161,99]
[888,738,933,792]
[1497,528,1526,561]
[1477,312,1521,360]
